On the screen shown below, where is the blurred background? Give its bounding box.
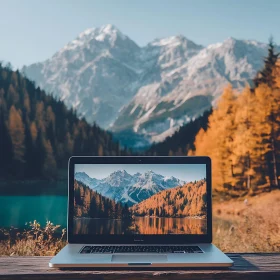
[1,0,280,255]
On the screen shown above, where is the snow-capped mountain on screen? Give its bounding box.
[22,24,276,147]
[75,170,186,206]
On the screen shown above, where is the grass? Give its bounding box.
[213,189,280,252]
[0,221,66,256]
[1,190,280,256]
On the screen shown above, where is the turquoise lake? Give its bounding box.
[0,195,68,228]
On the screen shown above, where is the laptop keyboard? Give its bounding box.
[80,245,203,254]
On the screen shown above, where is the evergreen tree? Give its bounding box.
[0,64,126,179]
[23,89,31,115]
[88,196,97,218]
[33,129,46,177]
[0,105,13,177]
[254,37,280,88]
[98,144,104,156]
[42,140,57,178]
[7,85,19,108]
[24,123,35,177]
[8,106,25,164]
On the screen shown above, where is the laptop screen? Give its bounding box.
[73,164,207,235]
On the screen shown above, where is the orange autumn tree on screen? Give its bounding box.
[191,40,280,192]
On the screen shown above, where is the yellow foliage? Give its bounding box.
[193,85,237,190]
[192,61,280,192]
[131,180,207,218]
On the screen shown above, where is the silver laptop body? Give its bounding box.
[49,156,233,268]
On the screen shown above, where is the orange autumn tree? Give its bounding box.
[274,60,280,88]
[191,40,280,193]
[191,85,237,191]
[232,86,270,190]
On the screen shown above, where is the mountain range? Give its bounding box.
[22,24,278,147]
[75,169,186,206]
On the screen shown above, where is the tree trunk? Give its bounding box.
[247,153,251,190]
[231,164,234,177]
[247,174,251,190]
[271,137,278,187]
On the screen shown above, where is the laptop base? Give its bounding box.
[49,243,233,268]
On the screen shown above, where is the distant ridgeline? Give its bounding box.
[146,109,211,156]
[0,65,129,180]
[74,180,131,219]
[74,179,206,219]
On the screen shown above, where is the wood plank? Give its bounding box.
[0,254,280,280]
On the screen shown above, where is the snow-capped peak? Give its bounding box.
[95,24,127,42]
[112,169,129,176]
[75,171,90,180]
[150,35,202,49]
[62,24,130,51]
[74,170,187,206]
[22,24,279,148]
[77,24,121,38]
[100,24,120,35]
[78,27,96,38]
[151,35,185,47]
[142,170,158,178]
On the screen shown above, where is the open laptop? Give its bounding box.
[49,156,233,268]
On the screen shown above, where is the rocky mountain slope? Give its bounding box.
[22,24,276,147]
[75,169,185,206]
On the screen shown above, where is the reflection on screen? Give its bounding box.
[73,164,207,235]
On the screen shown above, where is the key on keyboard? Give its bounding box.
[80,245,203,254]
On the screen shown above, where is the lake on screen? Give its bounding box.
[73,217,208,235]
[1,181,229,234]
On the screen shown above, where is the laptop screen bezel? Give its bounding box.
[68,156,212,244]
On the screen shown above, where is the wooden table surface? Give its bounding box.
[0,254,280,280]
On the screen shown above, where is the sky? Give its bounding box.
[74,164,206,181]
[1,0,279,69]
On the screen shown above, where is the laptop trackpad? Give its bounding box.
[112,254,167,263]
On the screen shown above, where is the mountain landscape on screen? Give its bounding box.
[74,170,207,235]
[75,170,186,206]
[22,24,279,148]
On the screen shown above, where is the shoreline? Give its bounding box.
[74,216,207,220]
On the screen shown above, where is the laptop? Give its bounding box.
[49,156,233,268]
